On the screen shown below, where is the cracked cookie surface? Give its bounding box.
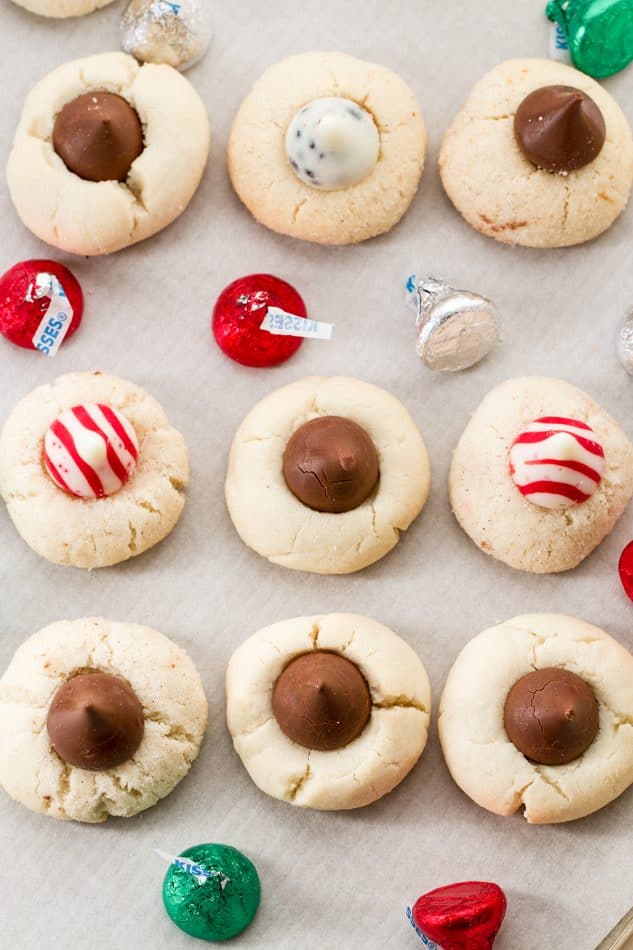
[226,614,431,810]
[10,0,115,16]
[439,614,633,823]
[225,376,430,574]
[227,51,426,245]
[7,52,210,255]
[0,618,207,822]
[449,377,633,574]
[439,59,633,248]
[0,371,188,568]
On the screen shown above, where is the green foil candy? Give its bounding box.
[546,0,633,78]
[162,844,261,942]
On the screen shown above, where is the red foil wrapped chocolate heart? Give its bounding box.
[410,881,507,950]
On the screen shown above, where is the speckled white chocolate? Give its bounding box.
[439,614,633,824]
[285,97,380,191]
[7,52,210,256]
[0,372,188,569]
[9,0,115,16]
[226,614,431,810]
[225,376,430,575]
[440,59,633,247]
[228,51,426,245]
[0,618,207,822]
[449,377,633,573]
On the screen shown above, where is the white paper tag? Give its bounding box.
[29,273,74,357]
[154,849,230,889]
[549,21,571,62]
[153,1,182,16]
[261,307,334,340]
[405,274,422,312]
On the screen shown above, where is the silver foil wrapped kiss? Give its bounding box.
[405,275,500,373]
[121,0,212,72]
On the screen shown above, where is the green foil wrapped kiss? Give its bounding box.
[547,0,633,78]
[162,844,261,942]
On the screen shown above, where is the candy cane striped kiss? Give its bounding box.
[44,403,139,499]
[509,416,605,509]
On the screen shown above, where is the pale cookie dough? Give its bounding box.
[226,614,431,810]
[10,0,115,16]
[228,51,426,245]
[449,377,633,573]
[0,371,188,569]
[7,52,210,256]
[225,376,430,574]
[0,618,207,823]
[440,59,633,247]
[439,614,633,824]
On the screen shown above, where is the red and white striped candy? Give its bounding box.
[509,416,605,509]
[44,403,139,499]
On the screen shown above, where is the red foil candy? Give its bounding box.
[212,273,307,368]
[0,259,83,350]
[410,882,507,950]
[619,541,633,602]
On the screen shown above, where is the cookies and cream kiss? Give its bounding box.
[285,97,379,191]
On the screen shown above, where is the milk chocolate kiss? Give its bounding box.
[272,651,371,751]
[47,671,144,771]
[53,92,144,182]
[282,415,379,513]
[504,667,599,765]
[514,85,606,173]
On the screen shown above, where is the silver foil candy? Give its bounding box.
[121,0,211,72]
[405,275,500,373]
[617,310,633,375]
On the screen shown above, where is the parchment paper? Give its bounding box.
[1,2,632,948]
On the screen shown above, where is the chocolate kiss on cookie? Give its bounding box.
[514,85,606,173]
[53,92,144,182]
[47,671,144,770]
[282,415,379,513]
[272,651,371,751]
[504,667,599,765]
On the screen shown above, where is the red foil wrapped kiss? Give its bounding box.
[212,273,307,368]
[0,259,83,351]
[619,540,633,602]
[408,881,507,950]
